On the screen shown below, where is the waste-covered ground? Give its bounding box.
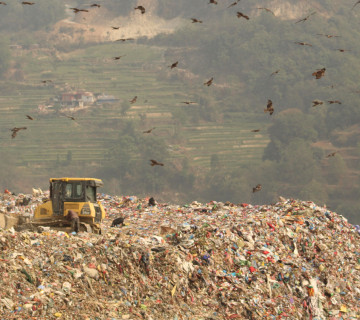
[0,192,359,320]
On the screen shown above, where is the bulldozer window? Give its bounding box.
[64,182,84,200]
[86,186,96,202]
[65,184,72,198]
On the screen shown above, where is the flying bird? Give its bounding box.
[111,26,120,30]
[22,2,35,5]
[335,49,351,52]
[168,61,178,69]
[295,12,316,23]
[312,68,326,79]
[209,0,217,4]
[264,99,274,115]
[150,159,164,166]
[130,96,137,104]
[257,7,275,15]
[115,38,134,42]
[352,1,360,10]
[90,4,100,7]
[10,127,27,139]
[327,100,342,104]
[41,80,52,84]
[63,115,76,120]
[26,115,34,120]
[270,70,280,77]
[251,129,260,132]
[143,127,156,134]
[312,100,324,107]
[236,12,249,20]
[70,7,89,13]
[316,33,340,38]
[191,18,203,23]
[113,55,126,60]
[295,41,312,47]
[204,77,213,86]
[134,5,145,14]
[326,151,338,158]
[182,101,196,105]
[252,184,262,193]
[227,1,239,8]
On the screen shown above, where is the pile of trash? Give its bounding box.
[0,192,359,319]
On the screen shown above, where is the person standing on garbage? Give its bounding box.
[66,210,80,233]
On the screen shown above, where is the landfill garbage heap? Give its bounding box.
[0,193,359,320]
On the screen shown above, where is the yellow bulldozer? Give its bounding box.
[19,178,106,234]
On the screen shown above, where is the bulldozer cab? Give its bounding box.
[50,178,102,216]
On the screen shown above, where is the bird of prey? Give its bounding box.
[168,61,178,69]
[295,12,316,23]
[150,159,164,166]
[22,2,35,5]
[182,101,196,105]
[111,26,120,30]
[90,4,100,8]
[143,127,156,134]
[236,12,249,20]
[327,100,342,104]
[295,41,312,47]
[316,33,340,38]
[335,49,351,52]
[264,99,274,115]
[257,7,275,15]
[115,38,134,42]
[134,5,145,14]
[70,7,89,13]
[312,100,324,107]
[191,18,203,23]
[204,77,214,86]
[227,1,239,8]
[251,129,260,132]
[0,2,7,5]
[352,1,360,10]
[312,68,326,79]
[209,0,217,4]
[252,184,262,193]
[64,115,76,120]
[26,115,34,120]
[130,96,137,104]
[326,151,338,158]
[10,127,27,139]
[113,55,126,60]
[270,70,280,77]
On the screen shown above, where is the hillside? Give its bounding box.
[0,0,359,224]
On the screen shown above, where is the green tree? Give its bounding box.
[120,100,131,115]
[210,154,220,170]
[298,179,328,205]
[277,138,320,186]
[325,155,347,185]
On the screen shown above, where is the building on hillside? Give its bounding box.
[95,93,119,104]
[58,91,117,107]
[61,92,76,106]
[79,92,95,104]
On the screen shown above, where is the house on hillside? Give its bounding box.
[80,92,95,104]
[56,91,117,109]
[60,91,95,107]
[61,92,76,106]
[95,93,119,104]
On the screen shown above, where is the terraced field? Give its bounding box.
[0,42,270,177]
